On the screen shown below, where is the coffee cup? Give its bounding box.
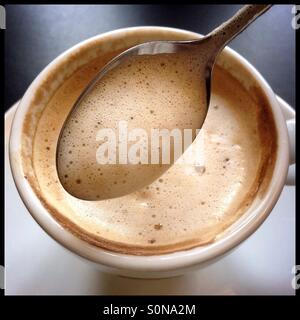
[9,27,295,278]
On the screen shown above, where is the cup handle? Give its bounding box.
[276,96,295,186]
[286,118,295,185]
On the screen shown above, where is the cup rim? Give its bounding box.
[9,26,290,272]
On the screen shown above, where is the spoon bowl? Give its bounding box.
[57,5,271,200]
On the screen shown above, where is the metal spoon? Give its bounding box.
[57,5,271,200]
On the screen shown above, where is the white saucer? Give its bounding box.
[5,99,295,295]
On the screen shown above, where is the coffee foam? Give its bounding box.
[57,52,208,200]
[20,30,277,255]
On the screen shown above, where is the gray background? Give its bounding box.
[4,4,295,110]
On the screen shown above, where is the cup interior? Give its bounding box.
[9,27,289,272]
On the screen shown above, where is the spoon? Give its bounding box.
[57,4,271,201]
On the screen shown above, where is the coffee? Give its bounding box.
[20,29,277,255]
[57,51,208,200]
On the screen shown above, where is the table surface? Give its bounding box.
[4,4,295,110]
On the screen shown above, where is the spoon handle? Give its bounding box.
[207,4,272,51]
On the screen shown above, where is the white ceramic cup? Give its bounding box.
[9,27,295,278]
